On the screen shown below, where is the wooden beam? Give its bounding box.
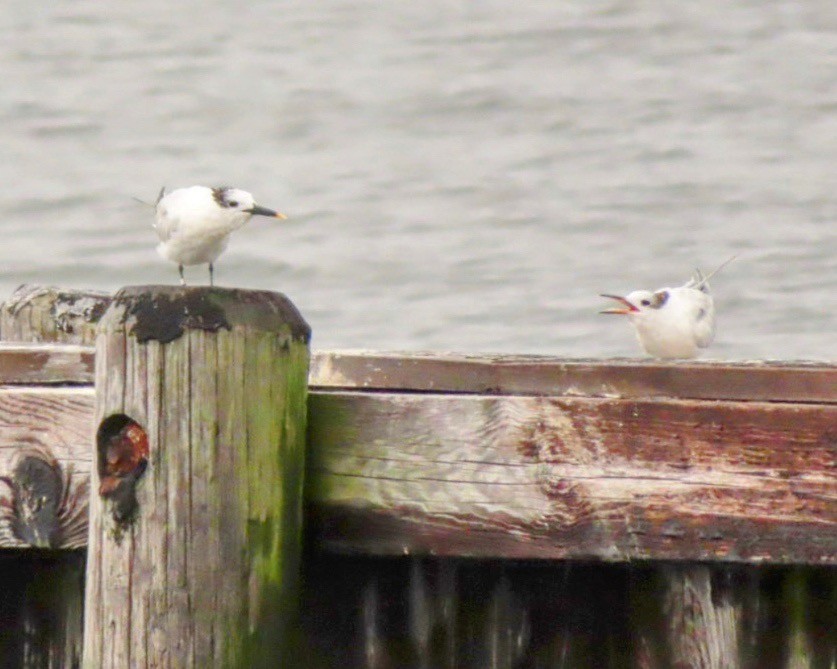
[1,362,834,564]
[0,343,94,385]
[1,386,834,563]
[0,345,833,399]
[310,351,837,403]
[306,392,836,564]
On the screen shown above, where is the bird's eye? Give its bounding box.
[652,291,669,308]
[227,200,239,208]
[640,299,651,307]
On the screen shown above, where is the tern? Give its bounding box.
[153,185,286,286]
[599,257,736,359]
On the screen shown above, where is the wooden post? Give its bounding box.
[659,566,741,669]
[0,284,109,669]
[0,283,111,345]
[82,286,310,668]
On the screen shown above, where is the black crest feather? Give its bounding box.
[211,186,233,208]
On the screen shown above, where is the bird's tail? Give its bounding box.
[131,186,166,210]
[689,254,738,293]
[689,268,709,293]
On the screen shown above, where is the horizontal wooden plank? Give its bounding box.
[0,388,93,548]
[2,346,834,402]
[0,343,95,384]
[306,392,837,564]
[310,351,837,403]
[2,385,835,564]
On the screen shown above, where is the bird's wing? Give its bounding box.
[692,290,715,348]
[686,269,711,294]
[153,204,179,242]
[687,256,737,294]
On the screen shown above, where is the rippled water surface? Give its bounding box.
[1,1,835,359]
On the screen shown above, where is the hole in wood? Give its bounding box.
[96,414,149,524]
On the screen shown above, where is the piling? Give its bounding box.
[82,286,310,668]
[0,285,109,669]
[0,283,111,345]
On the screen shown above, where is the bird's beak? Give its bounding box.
[599,294,638,314]
[246,205,287,219]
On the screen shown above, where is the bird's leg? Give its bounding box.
[209,263,214,287]
[179,265,186,286]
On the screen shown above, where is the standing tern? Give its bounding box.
[599,256,736,359]
[154,185,287,286]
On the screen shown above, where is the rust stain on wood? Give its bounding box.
[0,343,94,384]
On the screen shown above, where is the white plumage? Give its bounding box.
[600,258,735,359]
[154,185,286,286]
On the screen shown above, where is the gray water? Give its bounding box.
[1,1,835,359]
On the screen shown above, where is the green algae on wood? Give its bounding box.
[83,286,310,669]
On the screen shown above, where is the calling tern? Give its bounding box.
[153,185,286,286]
[599,257,736,359]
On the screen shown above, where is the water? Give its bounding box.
[1,0,835,359]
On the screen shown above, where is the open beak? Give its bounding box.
[246,205,287,219]
[599,294,638,315]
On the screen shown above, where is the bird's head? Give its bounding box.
[599,289,670,320]
[212,187,287,221]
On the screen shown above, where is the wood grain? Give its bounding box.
[310,351,837,403]
[1,385,834,565]
[0,388,93,549]
[0,336,831,667]
[307,392,837,564]
[0,343,94,384]
[0,284,110,346]
[662,566,740,669]
[0,285,106,669]
[83,285,311,669]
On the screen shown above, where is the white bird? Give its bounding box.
[153,185,287,286]
[599,257,736,359]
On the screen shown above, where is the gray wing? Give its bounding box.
[692,290,715,348]
[686,268,711,294]
[153,200,179,242]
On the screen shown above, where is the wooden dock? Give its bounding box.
[0,285,833,668]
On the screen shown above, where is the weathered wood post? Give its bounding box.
[0,284,109,669]
[83,286,310,668]
[0,283,111,345]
